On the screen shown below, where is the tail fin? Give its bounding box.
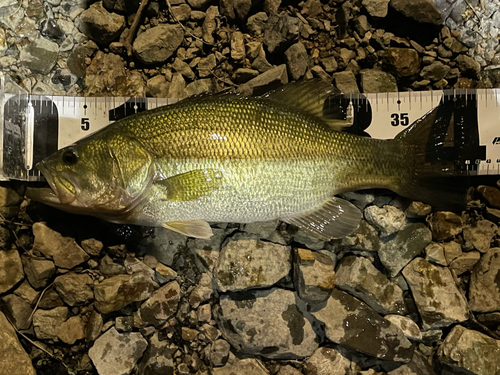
[395,107,471,212]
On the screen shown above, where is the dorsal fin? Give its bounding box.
[260,79,353,130]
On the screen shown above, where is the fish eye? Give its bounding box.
[62,149,78,165]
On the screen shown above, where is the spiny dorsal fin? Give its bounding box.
[260,79,353,130]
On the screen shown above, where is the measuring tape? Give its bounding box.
[1,74,499,181]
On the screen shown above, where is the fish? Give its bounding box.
[26,79,468,240]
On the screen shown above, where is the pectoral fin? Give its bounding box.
[155,169,223,202]
[163,220,213,239]
[282,197,361,240]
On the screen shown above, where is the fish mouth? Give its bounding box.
[26,162,76,205]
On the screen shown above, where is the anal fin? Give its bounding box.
[163,220,213,239]
[282,197,362,240]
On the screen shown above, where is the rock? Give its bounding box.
[437,325,500,375]
[455,54,481,78]
[301,0,322,17]
[469,248,500,313]
[133,24,184,64]
[198,54,216,78]
[303,346,356,375]
[463,220,497,253]
[94,273,155,314]
[320,56,338,74]
[385,315,422,341]
[239,64,288,96]
[103,0,140,13]
[363,0,390,17]
[312,289,413,362]
[341,219,381,251]
[210,339,231,366]
[189,273,213,308]
[137,332,175,375]
[335,256,406,314]
[364,205,405,237]
[19,36,59,74]
[247,12,268,35]
[477,185,500,208]
[140,280,180,326]
[277,365,302,375]
[231,31,245,62]
[264,14,301,54]
[182,327,199,341]
[115,316,134,332]
[22,255,55,289]
[217,288,318,359]
[424,242,447,266]
[390,0,443,25]
[443,37,468,53]
[14,280,39,305]
[242,220,279,238]
[187,0,211,9]
[81,238,103,256]
[293,248,335,302]
[427,211,463,241]
[293,227,326,251]
[285,42,309,80]
[252,46,274,73]
[383,47,420,77]
[38,287,64,309]
[53,272,94,306]
[405,201,432,219]
[360,69,398,92]
[333,70,360,93]
[212,358,270,375]
[172,58,195,80]
[100,255,126,276]
[58,315,85,344]
[78,1,125,45]
[155,263,177,284]
[402,258,468,329]
[171,4,191,21]
[0,311,36,375]
[142,227,188,267]
[32,222,89,269]
[420,61,450,81]
[147,75,170,97]
[89,327,148,375]
[215,238,291,292]
[202,6,218,44]
[188,228,226,271]
[442,241,462,264]
[387,350,437,375]
[185,79,213,97]
[67,42,98,79]
[485,207,500,224]
[1,294,32,330]
[449,251,480,275]
[85,310,103,341]
[33,306,69,341]
[0,250,23,294]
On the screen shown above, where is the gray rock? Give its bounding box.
[341,219,381,251]
[303,346,356,375]
[463,220,497,253]
[264,14,301,54]
[58,315,85,344]
[210,339,231,367]
[215,238,291,292]
[147,75,170,97]
[390,0,443,24]
[294,248,335,302]
[0,250,23,294]
[437,325,500,375]
[363,0,390,17]
[405,201,432,219]
[293,227,326,251]
[188,228,226,271]
[78,1,125,45]
[449,251,480,275]
[53,272,94,306]
[385,315,422,341]
[424,242,447,266]
[333,70,360,93]
[242,220,279,238]
[455,54,481,77]
[364,204,405,237]
[33,306,69,341]
[212,358,270,375]
[32,222,89,269]
[140,280,180,325]
[239,64,288,96]
[247,12,268,36]
[202,6,218,44]
[94,273,155,314]
[141,227,188,267]
[217,288,318,359]
[1,294,32,330]
[0,311,36,375]
[285,42,309,80]
[89,327,148,375]
[137,332,175,375]
[81,238,103,256]
[469,248,500,313]
[231,31,245,62]
[19,36,59,74]
[133,25,184,64]
[383,48,421,77]
[335,256,406,314]
[420,61,450,81]
[402,258,468,330]
[311,289,413,362]
[360,69,398,92]
[67,42,98,79]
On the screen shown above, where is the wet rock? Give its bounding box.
[19,36,59,74]
[89,327,148,375]
[53,272,94,306]
[449,251,481,275]
[217,288,318,359]
[143,227,188,267]
[188,228,226,271]
[242,220,279,239]
[94,273,155,314]
[312,289,413,362]
[58,315,85,344]
[387,350,437,375]
[363,0,390,17]
[189,273,213,308]
[155,263,177,284]
[405,201,432,219]
[33,306,69,341]
[360,69,398,92]
[0,311,36,375]
[264,14,301,54]
[425,242,447,266]
[333,70,360,93]
[385,315,422,341]
[463,220,497,253]
[304,346,357,375]
[78,1,125,45]
[240,64,288,96]
[341,219,381,251]
[379,223,432,277]
[335,256,406,314]
[32,222,89,269]
[285,42,309,80]
[437,325,500,375]
[469,248,500,313]
[140,280,180,326]
[1,294,32,330]
[292,227,326,251]
[0,250,23,294]
[364,204,405,237]
[81,238,103,256]
[293,248,335,302]
[477,185,500,208]
[383,48,420,77]
[402,258,468,329]
[67,42,98,79]
[427,211,463,241]
[247,12,268,35]
[212,358,270,375]
[420,61,450,81]
[210,339,231,366]
[133,24,184,64]
[215,238,291,292]
[455,54,481,78]
[390,0,443,24]
[137,332,175,375]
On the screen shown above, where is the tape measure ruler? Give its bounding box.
[1,73,499,182]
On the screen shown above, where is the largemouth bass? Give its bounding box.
[26,80,466,239]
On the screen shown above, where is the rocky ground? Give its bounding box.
[0,0,500,375]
